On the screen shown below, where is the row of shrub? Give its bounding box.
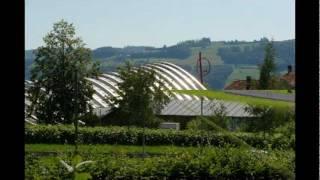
[25,147,295,179]
[25,125,295,149]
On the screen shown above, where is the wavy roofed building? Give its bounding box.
[25,62,251,123]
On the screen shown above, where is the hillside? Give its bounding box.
[25,38,295,89]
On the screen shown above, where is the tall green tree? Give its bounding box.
[27,20,100,124]
[259,41,276,89]
[105,62,171,128]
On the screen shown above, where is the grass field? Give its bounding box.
[99,43,227,75]
[139,43,225,71]
[174,90,294,109]
[225,65,260,86]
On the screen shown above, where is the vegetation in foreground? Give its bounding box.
[25,146,295,180]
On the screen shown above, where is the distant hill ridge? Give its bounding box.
[25,37,295,89]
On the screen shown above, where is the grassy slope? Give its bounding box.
[135,42,226,68]
[152,42,259,67]
[174,90,294,109]
[225,65,260,86]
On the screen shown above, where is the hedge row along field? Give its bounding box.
[25,147,295,180]
[25,125,294,150]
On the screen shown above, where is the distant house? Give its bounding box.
[280,65,295,88]
[224,76,259,90]
[224,65,295,90]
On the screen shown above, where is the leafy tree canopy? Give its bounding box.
[27,20,100,124]
[105,62,171,128]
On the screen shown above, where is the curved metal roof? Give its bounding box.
[85,62,206,108]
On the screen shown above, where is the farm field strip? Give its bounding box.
[175,90,294,108]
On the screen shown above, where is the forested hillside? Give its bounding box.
[217,39,294,70]
[25,38,295,89]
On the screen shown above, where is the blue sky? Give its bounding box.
[25,0,295,50]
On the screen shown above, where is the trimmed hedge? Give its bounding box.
[25,125,294,149]
[25,148,295,179]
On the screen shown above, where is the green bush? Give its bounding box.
[244,105,294,134]
[25,148,295,179]
[25,125,294,150]
[209,102,230,129]
[186,117,204,130]
[186,117,218,131]
[186,103,231,131]
[186,116,230,132]
[234,132,295,150]
[79,113,101,127]
[25,154,72,180]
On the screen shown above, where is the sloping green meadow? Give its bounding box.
[174,90,294,109]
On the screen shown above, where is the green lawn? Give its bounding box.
[174,90,294,109]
